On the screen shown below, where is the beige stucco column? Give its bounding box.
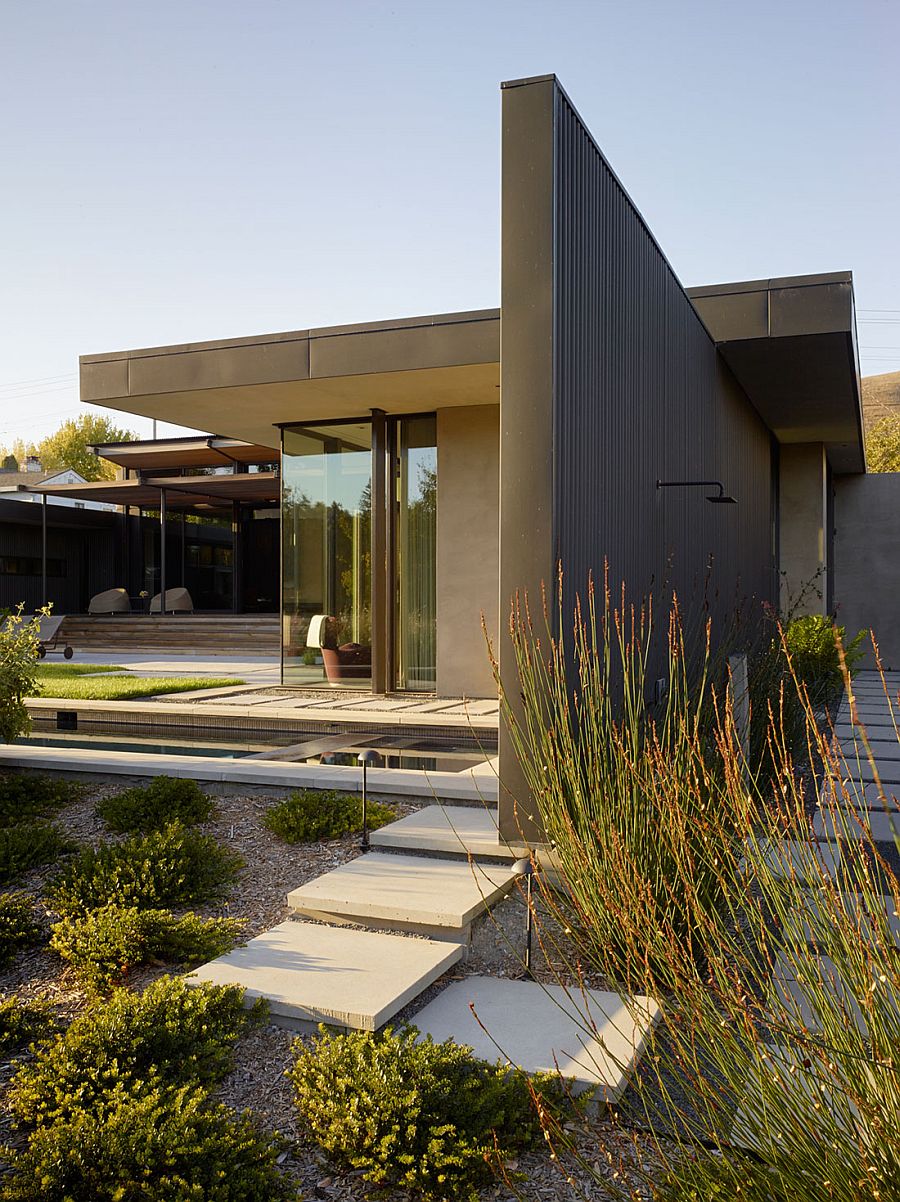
[435,405,500,698]
[779,443,828,616]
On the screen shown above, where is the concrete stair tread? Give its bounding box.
[730,1044,870,1152]
[766,951,900,1037]
[780,890,900,947]
[813,808,900,842]
[287,852,519,933]
[369,804,519,859]
[188,919,461,1031]
[411,976,661,1101]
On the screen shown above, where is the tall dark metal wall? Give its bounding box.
[499,75,776,838]
[551,82,774,630]
[0,499,120,614]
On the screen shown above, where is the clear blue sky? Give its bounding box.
[1,0,897,448]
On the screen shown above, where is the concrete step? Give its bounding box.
[287,852,519,941]
[188,919,462,1031]
[812,808,900,842]
[779,890,900,948]
[730,1043,870,1153]
[411,976,661,1101]
[766,951,900,1038]
[754,839,842,883]
[369,804,518,860]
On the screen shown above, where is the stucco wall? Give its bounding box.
[834,472,900,667]
[436,405,499,697]
[779,443,828,615]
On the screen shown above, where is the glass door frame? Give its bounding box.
[278,409,437,693]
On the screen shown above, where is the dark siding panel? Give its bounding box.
[0,501,120,614]
[551,85,774,636]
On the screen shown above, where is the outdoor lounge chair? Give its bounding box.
[306,614,371,684]
[88,587,131,615]
[32,614,73,659]
[149,587,194,614]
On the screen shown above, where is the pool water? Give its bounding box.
[20,724,494,774]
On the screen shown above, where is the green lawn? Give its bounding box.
[35,671,244,701]
[35,663,125,677]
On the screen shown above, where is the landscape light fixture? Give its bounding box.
[357,749,382,851]
[656,479,737,505]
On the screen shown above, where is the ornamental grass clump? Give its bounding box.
[264,788,396,843]
[503,572,900,1201]
[497,572,743,994]
[95,776,214,833]
[50,903,244,994]
[47,821,242,917]
[290,1025,558,1201]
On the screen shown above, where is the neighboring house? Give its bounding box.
[0,464,114,511]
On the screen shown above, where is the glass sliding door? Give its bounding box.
[282,422,372,688]
[395,415,437,691]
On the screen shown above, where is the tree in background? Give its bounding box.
[35,414,136,481]
[864,411,900,472]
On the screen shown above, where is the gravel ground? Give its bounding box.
[0,772,652,1199]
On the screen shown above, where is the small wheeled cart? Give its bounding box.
[33,614,74,659]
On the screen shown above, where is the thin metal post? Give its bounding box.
[361,760,369,851]
[159,488,167,616]
[523,863,534,980]
[232,500,241,614]
[370,409,388,693]
[41,493,47,607]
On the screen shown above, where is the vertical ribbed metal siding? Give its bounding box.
[551,85,774,634]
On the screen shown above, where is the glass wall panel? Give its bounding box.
[282,422,372,688]
[395,416,437,691]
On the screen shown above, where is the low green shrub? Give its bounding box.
[264,788,395,843]
[95,776,214,833]
[290,1025,556,1201]
[0,773,84,826]
[47,822,243,917]
[0,892,41,966]
[50,904,244,994]
[0,821,74,886]
[782,612,866,705]
[0,604,42,743]
[10,975,263,1129]
[3,1079,295,1202]
[0,995,56,1058]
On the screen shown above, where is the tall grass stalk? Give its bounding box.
[499,573,900,1200]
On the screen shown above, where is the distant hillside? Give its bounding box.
[862,370,900,428]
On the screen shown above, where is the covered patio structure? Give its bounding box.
[32,437,280,616]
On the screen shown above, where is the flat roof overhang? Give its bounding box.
[687,272,865,473]
[90,436,276,471]
[81,310,501,450]
[32,471,279,510]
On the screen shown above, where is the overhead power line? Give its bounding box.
[0,372,75,392]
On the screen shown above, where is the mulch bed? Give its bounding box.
[0,774,650,1199]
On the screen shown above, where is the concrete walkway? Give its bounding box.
[190,804,660,1098]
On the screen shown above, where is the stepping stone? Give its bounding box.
[766,952,899,1038]
[411,976,661,1101]
[730,1044,870,1152]
[779,890,900,948]
[287,852,519,940]
[813,808,900,843]
[369,804,519,859]
[753,839,841,883]
[188,919,461,1031]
